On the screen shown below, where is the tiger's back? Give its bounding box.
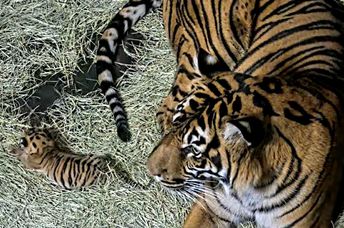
[164,0,344,77]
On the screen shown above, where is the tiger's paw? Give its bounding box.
[156,104,174,134]
[172,91,212,125]
[9,148,22,156]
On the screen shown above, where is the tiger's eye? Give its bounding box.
[181,146,193,155]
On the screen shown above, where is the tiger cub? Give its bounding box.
[10,128,131,190]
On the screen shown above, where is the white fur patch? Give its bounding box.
[103,28,118,40]
[223,123,241,140]
[101,28,118,53]
[112,106,123,113]
[239,120,251,133]
[115,114,125,122]
[205,55,217,65]
[120,5,146,25]
[193,55,200,74]
[96,55,112,64]
[98,70,113,83]
[109,97,119,105]
[152,0,162,8]
[105,88,117,97]
[223,123,251,146]
[172,112,181,123]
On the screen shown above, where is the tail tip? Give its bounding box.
[117,125,131,142]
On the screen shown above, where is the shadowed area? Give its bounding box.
[14,31,143,125]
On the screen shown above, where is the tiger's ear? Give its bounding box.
[222,117,266,147]
[198,48,230,76]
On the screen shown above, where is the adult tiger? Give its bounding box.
[141,0,343,228]
[148,71,344,227]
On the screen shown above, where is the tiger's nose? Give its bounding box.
[146,132,183,178]
[152,169,182,183]
[147,153,170,178]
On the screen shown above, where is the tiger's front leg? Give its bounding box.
[184,199,233,228]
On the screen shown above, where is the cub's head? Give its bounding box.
[10,128,55,159]
[147,104,266,191]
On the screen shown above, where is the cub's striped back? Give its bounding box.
[10,128,143,190]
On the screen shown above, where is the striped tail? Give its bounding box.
[96,0,162,141]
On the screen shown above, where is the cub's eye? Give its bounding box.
[19,137,28,148]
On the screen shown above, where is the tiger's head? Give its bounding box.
[147,102,267,191]
[10,128,55,169]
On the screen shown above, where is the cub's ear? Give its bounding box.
[222,117,266,147]
[198,48,230,76]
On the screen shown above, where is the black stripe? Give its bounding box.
[190,0,210,50]
[80,159,91,187]
[286,2,332,17]
[252,91,277,116]
[266,46,326,75]
[257,175,308,213]
[52,155,63,184]
[60,157,71,189]
[284,101,313,125]
[279,172,322,218]
[166,0,174,40]
[275,126,301,159]
[201,200,231,224]
[96,60,115,76]
[38,151,52,166]
[219,101,228,117]
[217,0,238,63]
[254,18,290,41]
[77,158,87,185]
[230,152,246,187]
[261,1,299,21]
[239,33,340,71]
[248,0,260,46]
[97,39,117,57]
[253,173,277,189]
[292,80,340,124]
[211,188,252,221]
[283,59,337,77]
[217,78,232,91]
[198,114,206,130]
[99,81,115,95]
[106,92,119,103]
[231,95,242,114]
[284,192,323,227]
[208,83,222,97]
